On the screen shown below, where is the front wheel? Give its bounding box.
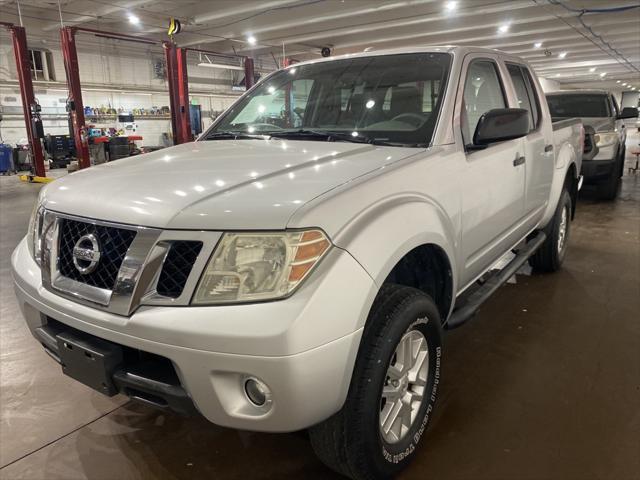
[529,188,572,272]
[309,284,443,480]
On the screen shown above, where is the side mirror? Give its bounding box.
[472,108,530,148]
[618,107,639,120]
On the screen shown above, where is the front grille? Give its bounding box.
[584,133,594,154]
[58,218,137,290]
[156,241,203,298]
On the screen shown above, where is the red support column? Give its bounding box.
[163,41,180,144]
[244,57,255,89]
[176,48,193,143]
[7,25,46,177]
[60,27,90,169]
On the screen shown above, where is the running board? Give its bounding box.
[445,232,547,329]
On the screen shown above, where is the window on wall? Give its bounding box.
[28,50,55,81]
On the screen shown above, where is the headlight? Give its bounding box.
[193,229,331,304]
[26,203,44,265]
[594,132,618,148]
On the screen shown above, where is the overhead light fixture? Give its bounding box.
[622,83,627,86]
[498,24,510,34]
[589,67,596,72]
[558,51,567,58]
[616,80,621,83]
[632,87,637,91]
[555,73,561,77]
[599,72,606,77]
[534,42,542,48]
[445,1,457,11]
[247,35,257,45]
[128,14,140,24]
[197,62,244,71]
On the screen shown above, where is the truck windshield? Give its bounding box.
[546,94,610,118]
[206,53,451,147]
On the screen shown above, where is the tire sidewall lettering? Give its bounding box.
[381,314,441,465]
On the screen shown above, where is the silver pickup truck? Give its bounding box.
[546,89,638,199]
[13,46,583,479]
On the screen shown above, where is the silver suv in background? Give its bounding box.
[546,90,638,199]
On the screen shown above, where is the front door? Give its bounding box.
[459,57,526,288]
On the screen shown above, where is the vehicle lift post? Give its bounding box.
[244,57,255,89]
[60,26,91,170]
[163,42,193,145]
[1,22,47,178]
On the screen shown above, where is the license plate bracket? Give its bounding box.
[56,331,123,396]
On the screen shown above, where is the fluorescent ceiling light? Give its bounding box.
[247,35,257,45]
[445,1,457,10]
[498,24,510,34]
[534,42,542,48]
[128,14,140,24]
[616,80,621,83]
[599,72,606,77]
[589,67,596,72]
[558,51,567,58]
[197,62,244,71]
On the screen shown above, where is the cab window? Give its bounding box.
[506,64,540,132]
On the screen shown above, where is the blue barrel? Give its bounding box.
[0,144,13,174]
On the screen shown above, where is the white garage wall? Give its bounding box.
[0,40,250,146]
[537,77,560,93]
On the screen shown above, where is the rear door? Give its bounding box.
[458,56,526,287]
[506,63,554,229]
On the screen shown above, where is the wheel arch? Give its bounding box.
[332,195,459,324]
[565,161,578,219]
[382,243,454,321]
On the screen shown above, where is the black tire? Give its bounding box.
[309,284,443,480]
[529,189,572,272]
[598,154,622,200]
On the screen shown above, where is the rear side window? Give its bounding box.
[506,64,541,132]
[507,65,534,131]
[462,60,507,144]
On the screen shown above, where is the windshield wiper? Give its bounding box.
[204,131,264,140]
[267,129,375,144]
[266,129,427,147]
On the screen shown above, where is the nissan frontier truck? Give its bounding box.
[13,46,583,479]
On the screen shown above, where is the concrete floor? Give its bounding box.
[1,134,639,480]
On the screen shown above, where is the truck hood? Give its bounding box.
[42,139,418,230]
[573,117,614,132]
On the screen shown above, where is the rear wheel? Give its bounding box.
[529,189,572,272]
[309,284,442,480]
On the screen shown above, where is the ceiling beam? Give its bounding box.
[178,0,442,48]
[41,0,156,31]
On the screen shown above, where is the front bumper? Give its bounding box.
[581,158,616,183]
[12,237,376,432]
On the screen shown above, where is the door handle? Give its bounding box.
[544,144,554,153]
[513,155,525,166]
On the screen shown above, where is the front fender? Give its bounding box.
[332,194,459,321]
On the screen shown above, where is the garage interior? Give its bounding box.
[1,1,639,479]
